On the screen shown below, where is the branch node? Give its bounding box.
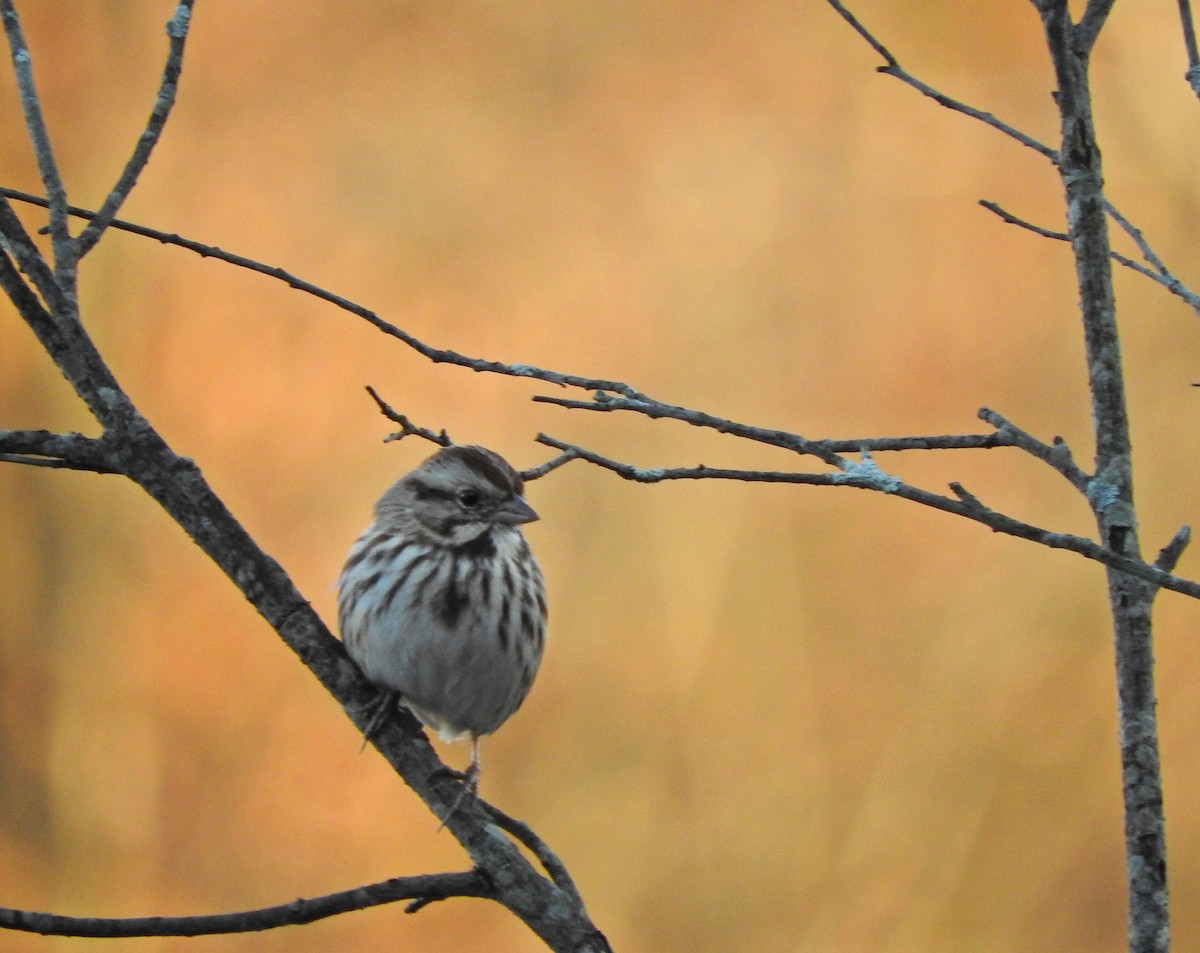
[1155,525,1192,573]
[949,481,985,511]
[830,447,901,493]
[522,447,579,482]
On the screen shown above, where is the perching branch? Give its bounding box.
[2,2,1194,951]
[9,176,1199,608]
[0,6,609,952]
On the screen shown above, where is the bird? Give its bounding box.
[337,444,547,802]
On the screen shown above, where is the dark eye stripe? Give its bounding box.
[410,479,453,502]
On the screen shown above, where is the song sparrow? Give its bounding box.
[337,444,547,795]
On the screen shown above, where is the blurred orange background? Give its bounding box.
[3,2,1200,951]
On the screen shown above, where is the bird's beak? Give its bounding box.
[496,496,539,525]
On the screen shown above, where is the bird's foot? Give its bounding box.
[356,690,399,753]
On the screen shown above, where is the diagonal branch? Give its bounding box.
[1078,0,1120,53]
[72,1,195,261]
[483,805,587,912]
[0,18,609,948]
[0,187,642,401]
[825,0,1200,325]
[976,407,1091,490]
[365,386,452,447]
[823,0,1057,161]
[536,392,849,468]
[0,197,65,314]
[1180,0,1200,96]
[1101,200,1200,310]
[0,0,67,248]
[980,200,1200,313]
[11,178,1190,616]
[1181,0,1200,67]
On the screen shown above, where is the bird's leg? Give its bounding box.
[436,735,482,829]
[357,690,399,753]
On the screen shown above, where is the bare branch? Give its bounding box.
[0,1,67,247]
[820,0,897,67]
[0,871,490,938]
[0,429,121,474]
[535,434,1200,602]
[0,246,65,357]
[1181,0,1200,72]
[981,200,1200,313]
[1181,0,1200,96]
[535,392,848,468]
[826,2,1200,326]
[1078,0,1119,53]
[1032,3,1171,949]
[0,186,641,400]
[483,804,586,913]
[537,394,1016,454]
[979,200,1069,241]
[1156,525,1192,574]
[522,449,580,482]
[976,407,1091,490]
[822,0,1057,161]
[0,197,64,313]
[1103,201,1200,311]
[72,1,195,261]
[364,386,452,447]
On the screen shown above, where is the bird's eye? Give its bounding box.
[458,488,482,508]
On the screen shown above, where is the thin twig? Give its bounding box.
[535,393,849,469]
[1156,525,1192,575]
[482,804,586,913]
[364,387,452,447]
[1181,0,1200,68]
[976,407,1091,490]
[0,187,641,401]
[822,0,1058,161]
[0,872,490,937]
[980,200,1200,314]
[979,200,1069,241]
[534,434,1200,601]
[1104,200,1200,312]
[72,1,196,261]
[1181,0,1200,96]
[522,450,580,481]
[0,1,68,247]
[826,0,1200,322]
[0,247,71,360]
[534,394,1016,454]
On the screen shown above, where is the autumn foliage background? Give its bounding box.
[3,3,1200,951]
